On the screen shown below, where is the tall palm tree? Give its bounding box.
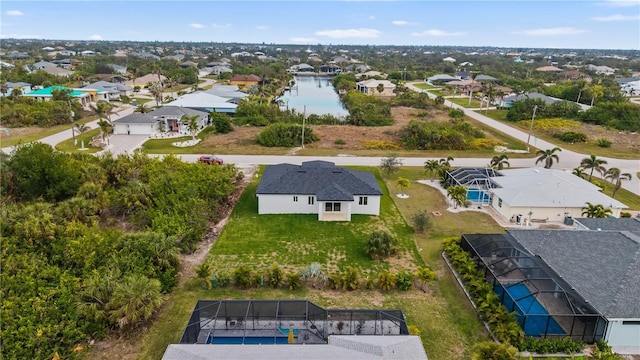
[91,101,116,123]
[575,79,588,104]
[74,123,90,136]
[604,167,632,199]
[580,154,607,182]
[447,185,468,209]
[148,82,164,106]
[183,115,201,141]
[535,147,562,169]
[0,82,8,97]
[97,119,111,145]
[483,82,496,113]
[590,84,604,106]
[489,154,510,170]
[582,202,613,218]
[424,160,440,181]
[135,103,148,113]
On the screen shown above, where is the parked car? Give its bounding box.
[198,155,224,165]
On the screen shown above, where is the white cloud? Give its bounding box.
[392,20,419,26]
[6,10,24,16]
[411,29,466,37]
[256,25,269,30]
[89,34,103,40]
[290,37,318,43]
[598,0,640,7]
[211,23,231,29]
[515,27,588,36]
[315,28,381,39]
[592,14,640,21]
[189,23,205,29]
[369,16,376,20]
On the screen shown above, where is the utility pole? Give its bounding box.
[526,105,537,152]
[301,105,306,149]
[69,100,76,146]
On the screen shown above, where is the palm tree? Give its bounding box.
[483,82,496,113]
[91,101,116,123]
[376,83,385,95]
[572,167,587,179]
[424,160,440,181]
[582,202,613,218]
[439,156,454,173]
[182,115,201,141]
[108,274,165,331]
[575,78,588,104]
[535,147,562,169]
[414,266,436,291]
[590,84,604,106]
[489,154,510,170]
[97,119,111,145]
[447,185,468,209]
[148,82,164,106]
[0,82,8,97]
[580,154,607,182]
[396,177,410,196]
[135,103,148,113]
[604,167,633,199]
[194,262,213,289]
[74,123,90,136]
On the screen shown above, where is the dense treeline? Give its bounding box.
[256,123,318,147]
[0,143,239,359]
[399,119,494,150]
[0,92,83,127]
[341,90,393,126]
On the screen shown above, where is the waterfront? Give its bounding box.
[276,76,349,119]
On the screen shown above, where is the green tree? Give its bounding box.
[424,159,440,180]
[379,154,403,176]
[364,230,398,259]
[572,167,587,179]
[97,119,111,145]
[6,142,82,201]
[575,78,588,104]
[211,112,233,134]
[74,122,90,137]
[489,154,510,170]
[447,185,468,209]
[396,177,410,196]
[472,341,518,360]
[580,154,607,182]
[377,270,396,291]
[91,101,116,122]
[582,202,613,218]
[183,114,200,141]
[604,167,632,199]
[194,262,213,289]
[439,156,454,173]
[414,266,437,291]
[376,82,385,95]
[590,84,604,106]
[135,103,149,113]
[535,147,562,169]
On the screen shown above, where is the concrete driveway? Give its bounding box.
[100,135,149,156]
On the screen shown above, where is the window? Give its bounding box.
[293,196,298,202]
[498,198,502,208]
[308,196,314,205]
[359,196,368,205]
[324,202,341,212]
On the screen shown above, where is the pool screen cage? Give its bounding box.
[460,234,606,343]
[180,300,409,345]
[444,168,501,205]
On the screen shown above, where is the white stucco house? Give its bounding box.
[488,168,627,223]
[83,81,132,101]
[355,79,396,97]
[112,106,208,136]
[256,161,382,221]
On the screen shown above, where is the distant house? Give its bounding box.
[536,65,563,73]
[81,50,96,56]
[205,85,249,103]
[165,91,238,113]
[2,82,32,97]
[455,71,471,80]
[502,92,558,107]
[442,57,456,63]
[320,64,341,74]
[179,61,198,68]
[426,74,458,83]
[127,73,167,87]
[290,63,314,73]
[229,74,261,86]
[459,61,473,67]
[111,113,160,135]
[474,74,498,82]
[107,63,128,75]
[40,66,75,77]
[83,81,133,101]
[356,79,396,96]
[256,161,382,221]
[32,61,57,70]
[23,86,106,106]
[586,64,616,75]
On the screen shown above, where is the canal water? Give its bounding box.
[276,76,348,119]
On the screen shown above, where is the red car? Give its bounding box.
[198,155,224,165]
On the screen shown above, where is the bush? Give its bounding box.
[334,138,346,145]
[211,112,234,134]
[233,265,254,289]
[620,212,632,218]
[363,139,400,150]
[396,271,413,291]
[364,230,398,259]
[597,138,612,148]
[285,272,302,291]
[256,123,318,147]
[340,266,360,291]
[377,270,396,291]
[554,131,588,143]
[412,210,433,233]
[267,263,283,288]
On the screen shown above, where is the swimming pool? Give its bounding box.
[495,283,565,336]
[467,189,490,203]
[207,336,290,345]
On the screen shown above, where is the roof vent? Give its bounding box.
[332,169,342,173]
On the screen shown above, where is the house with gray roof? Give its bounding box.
[460,227,640,354]
[502,92,558,108]
[112,113,160,135]
[256,161,382,221]
[1,82,32,97]
[83,81,132,100]
[112,106,208,136]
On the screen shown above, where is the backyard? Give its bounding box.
[86,166,504,360]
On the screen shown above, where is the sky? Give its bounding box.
[1,0,639,50]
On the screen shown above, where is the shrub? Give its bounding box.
[364,230,398,259]
[412,210,433,233]
[267,263,283,288]
[285,272,303,291]
[214,272,230,287]
[377,270,396,291]
[396,271,413,291]
[620,212,632,218]
[211,112,234,134]
[256,123,318,147]
[340,266,360,291]
[363,139,400,150]
[597,138,612,148]
[334,138,346,145]
[233,265,254,289]
[469,138,501,150]
[554,131,588,143]
[299,263,326,288]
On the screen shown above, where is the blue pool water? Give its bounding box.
[494,283,565,336]
[208,336,290,345]
[467,189,490,203]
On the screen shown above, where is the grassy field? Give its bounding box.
[126,166,503,360]
[591,177,640,211]
[448,97,483,108]
[0,117,96,148]
[480,110,639,159]
[55,128,103,153]
[411,82,438,90]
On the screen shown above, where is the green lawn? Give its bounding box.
[129,166,496,360]
[412,82,438,90]
[448,97,483,108]
[591,177,640,211]
[55,128,103,153]
[1,117,96,148]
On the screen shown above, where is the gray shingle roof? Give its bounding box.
[256,161,382,201]
[574,218,640,232]
[148,106,208,118]
[508,229,640,319]
[112,113,155,124]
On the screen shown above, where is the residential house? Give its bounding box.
[112,113,160,135]
[180,61,198,68]
[256,161,383,221]
[2,82,32,97]
[82,81,133,101]
[474,74,498,82]
[81,50,96,56]
[205,85,249,104]
[0,61,15,69]
[4,51,29,60]
[320,64,341,74]
[356,79,396,96]
[443,57,456,63]
[460,222,640,353]
[165,91,238,113]
[536,65,563,73]
[459,61,473,67]
[126,73,167,87]
[488,168,627,223]
[586,64,616,75]
[229,74,261,87]
[112,106,208,135]
[355,71,385,79]
[425,74,458,83]
[107,64,128,75]
[455,71,471,80]
[23,86,106,106]
[289,63,315,73]
[32,61,57,70]
[502,92,558,108]
[40,66,75,77]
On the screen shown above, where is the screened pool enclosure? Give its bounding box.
[460,234,606,343]
[180,300,410,345]
[444,168,501,205]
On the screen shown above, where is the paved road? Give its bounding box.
[405,83,640,195]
